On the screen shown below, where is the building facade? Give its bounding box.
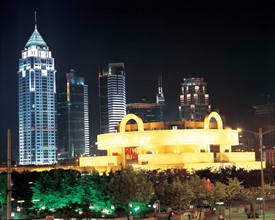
[80,112,263,173]
[253,103,275,149]
[18,24,57,165]
[179,77,211,121]
[126,101,164,123]
[264,148,275,167]
[98,63,126,134]
[57,69,90,159]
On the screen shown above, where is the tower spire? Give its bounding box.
[35,11,37,29]
[156,75,165,104]
[158,75,163,94]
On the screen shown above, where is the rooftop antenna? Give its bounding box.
[35,11,37,29]
[158,75,163,94]
[98,64,101,77]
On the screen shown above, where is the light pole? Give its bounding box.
[239,128,275,220]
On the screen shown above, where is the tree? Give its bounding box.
[223,177,244,220]
[0,173,6,212]
[241,187,261,219]
[187,175,213,219]
[109,167,154,214]
[31,169,81,212]
[155,177,194,210]
[77,171,112,213]
[12,171,41,211]
[211,181,227,204]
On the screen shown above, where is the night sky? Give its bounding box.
[0,0,274,161]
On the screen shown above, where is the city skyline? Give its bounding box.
[0,0,274,162]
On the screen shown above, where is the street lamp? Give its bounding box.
[238,128,275,220]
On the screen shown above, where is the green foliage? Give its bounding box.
[31,169,82,211]
[194,166,274,187]
[223,177,244,219]
[146,168,190,187]
[212,181,227,203]
[109,166,154,211]
[156,177,194,210]
[187,175,213,208]
[5,167,273,218]
[12,171,41,209]
[265,183,275,199]
[77,171,112,212]
[30,169,123,217]
[0,173,6,206]
[242,187,261,207]
[225,177,244,202]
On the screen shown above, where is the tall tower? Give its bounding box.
[156,75,165,105]
[179,77,211,121]
[18,19,57,165]
[99,63,126,134]
[156,75,166,121]
[57,69,90,159]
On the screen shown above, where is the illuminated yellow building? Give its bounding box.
[80,112,264,172]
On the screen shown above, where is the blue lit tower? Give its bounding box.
[179,77,211,121]
[18,21,57,165]
[99,63,126,133]
[57,69,90,159]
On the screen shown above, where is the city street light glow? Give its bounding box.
[238,127,275,220]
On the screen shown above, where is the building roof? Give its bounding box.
[25,28,47,48]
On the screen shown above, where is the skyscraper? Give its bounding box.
[57,69,90,159]
[178,77,211,121]
[18,23,57,165]
[99,63,126,134]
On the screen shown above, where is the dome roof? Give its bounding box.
[25,28,47,48]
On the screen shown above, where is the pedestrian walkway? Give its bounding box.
[202,199,275,220]
[204,213,275,220]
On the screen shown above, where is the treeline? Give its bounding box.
[0,166,274,219]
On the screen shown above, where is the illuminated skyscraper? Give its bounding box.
[57,69,90,159]
[18,23,57,165]
[179,77,211,121]
[99,63,126,133]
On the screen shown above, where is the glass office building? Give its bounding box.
[99,63,126,134]
[18,25,57,165]
[57,70,90,159]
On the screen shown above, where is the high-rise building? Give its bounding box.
[18,23,57,165]
[99,63,126,134]
[126,76,165,122]
[126,101,162,123]
[57,70,90,159]
[178,77,211,121]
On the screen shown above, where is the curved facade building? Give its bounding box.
[80,112,264,172]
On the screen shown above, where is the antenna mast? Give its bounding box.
[35,11,37,29]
